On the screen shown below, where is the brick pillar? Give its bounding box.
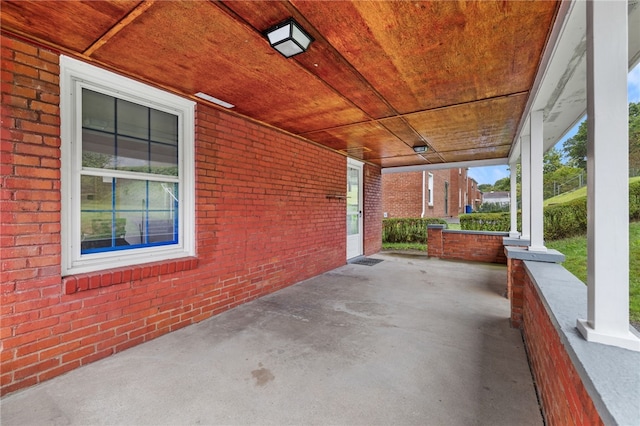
[427,225,444,258]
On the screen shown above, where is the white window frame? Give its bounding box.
[428,173,434,206]
[60,56,195,276]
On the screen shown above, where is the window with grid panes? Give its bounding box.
[60,56,195,275]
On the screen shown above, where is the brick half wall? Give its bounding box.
[427,226,507,264]
[506,257,639,425]
[522,269,603,425]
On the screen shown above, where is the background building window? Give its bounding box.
[428,173,434,206]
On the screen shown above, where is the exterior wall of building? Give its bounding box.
[482,192,511,206]
[380,171,423,218]
[467,177,482,210]
[382,168,479,218]
[448,168,463,216]
[0,35,381,395]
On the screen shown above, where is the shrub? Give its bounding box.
[382,217,447,243]
[459,212,512,232]
[543,181,639,239]
[631,180,640,221]
[461,201,587,240]
[543,197,587,240]
[423,182,640,242]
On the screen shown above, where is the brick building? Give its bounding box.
[382,168,482,219]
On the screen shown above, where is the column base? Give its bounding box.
[576,319,640,352]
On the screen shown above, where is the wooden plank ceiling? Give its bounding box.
[1,0,558,168]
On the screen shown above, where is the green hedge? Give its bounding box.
[543,197,587,240]
[459,212,513,232]
[459,180,640,240]
[382,217,447,243]
[631,180,640,221]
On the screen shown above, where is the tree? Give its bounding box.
[544,165,583,199]
[544,147,563,174]
[563,101,640,173]
[492,176,510,192]
[562,120,587,170]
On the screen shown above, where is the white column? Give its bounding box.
[576,0,639,351]
[520,135,531,241]
[529,110,546,252]
[509,161,519,238]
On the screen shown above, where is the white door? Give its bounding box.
[346,159,363,259]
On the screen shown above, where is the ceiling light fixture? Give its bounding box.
[194,92,234,109]
[264,18,314,58]
[413,146,428,153]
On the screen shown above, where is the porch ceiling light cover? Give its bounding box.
[413,146,428,153]
[265,18,314,58]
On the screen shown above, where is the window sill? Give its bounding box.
[62,257,199,295]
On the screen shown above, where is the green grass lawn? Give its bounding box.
[547,221,640,323]
[381,242,426,251]
[544,176,640,207]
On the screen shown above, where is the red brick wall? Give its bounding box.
[430,170,450,217]
[381,172,423,218]
[507,258,525,328]
[427,228,507,264]
[449,168,462,216]
[382,169,472,218]
[0,35,356,395]
[364,163,382,255]
[520,268,603,425]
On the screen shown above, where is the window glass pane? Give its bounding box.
[147,181,177,243]
[116,135,149,172]
[150,109,178,145]
[82,89,115,133]
[112,179,146,246]
[80,175,116,251]
[347,168,359,214]
[147,181,178,210]
[114,179,177,246]
[82,129,115,169]
[115,179,147,211]
[80,177,179,252]
[347,215,359,235]
[81,175,113,211]
[147,210,176,243]
[117,99,148,139]
[150,142,178,176]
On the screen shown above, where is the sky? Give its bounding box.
[468,64,640,185]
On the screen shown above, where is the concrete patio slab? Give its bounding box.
[1,255,542,425]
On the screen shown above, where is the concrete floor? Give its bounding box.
[1,254,542,425]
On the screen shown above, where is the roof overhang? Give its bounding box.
[509,0,640,164]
